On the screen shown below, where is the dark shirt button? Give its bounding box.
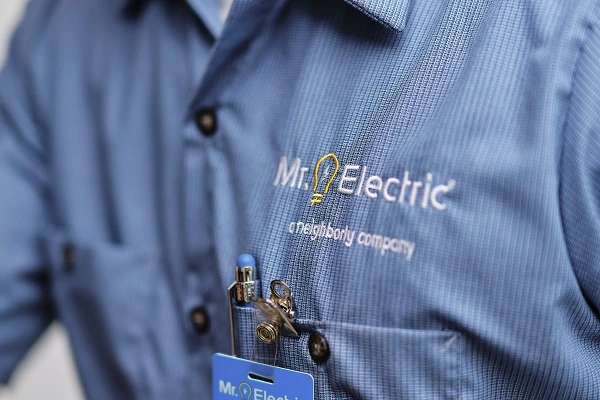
[308,332,330,364]
[62,243,75,272]
[190,306,210,334]
[195,109,217,136]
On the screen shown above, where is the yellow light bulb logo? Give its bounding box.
[311,153,340,205]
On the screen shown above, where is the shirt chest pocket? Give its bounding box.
[232,306,465,400]
[44,233,157,397]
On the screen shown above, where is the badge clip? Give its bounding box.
[254,280,299,344]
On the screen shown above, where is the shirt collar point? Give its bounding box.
[118,0,223,37]
[344,0,410,33]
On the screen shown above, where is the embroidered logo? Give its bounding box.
[273,154,456,210]
[310,153,340,205]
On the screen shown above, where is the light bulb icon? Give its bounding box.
[310,153,340,205]
[238,382,252,399]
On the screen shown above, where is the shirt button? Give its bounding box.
[62,243,76,272]
[195,109,217,136]
[190,306,210,334]
[308,332,330,364]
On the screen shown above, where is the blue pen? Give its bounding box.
[228,253,256,356]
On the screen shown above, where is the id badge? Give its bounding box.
[213,354,314,400]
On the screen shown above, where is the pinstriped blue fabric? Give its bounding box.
[1,0,600,398]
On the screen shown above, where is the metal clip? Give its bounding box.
[254,280,299,344]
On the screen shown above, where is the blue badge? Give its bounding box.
[213,354,314,400]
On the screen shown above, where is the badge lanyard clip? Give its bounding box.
[254,280,299,344]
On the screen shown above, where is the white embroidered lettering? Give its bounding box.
[273,156,301,188]
[383,177,400,202]
[338,165,360,195]
[364,175,383,199]
[430,179,456,211]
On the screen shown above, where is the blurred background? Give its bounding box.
[0,1,83,399]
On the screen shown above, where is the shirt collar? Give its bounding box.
[344,0,410,32]
[119,0,223,38]
[120,0,410,33]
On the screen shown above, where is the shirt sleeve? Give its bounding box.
[560,6,600,319]
[0,0,58,383]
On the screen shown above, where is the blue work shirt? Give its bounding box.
[2,0,600,398]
